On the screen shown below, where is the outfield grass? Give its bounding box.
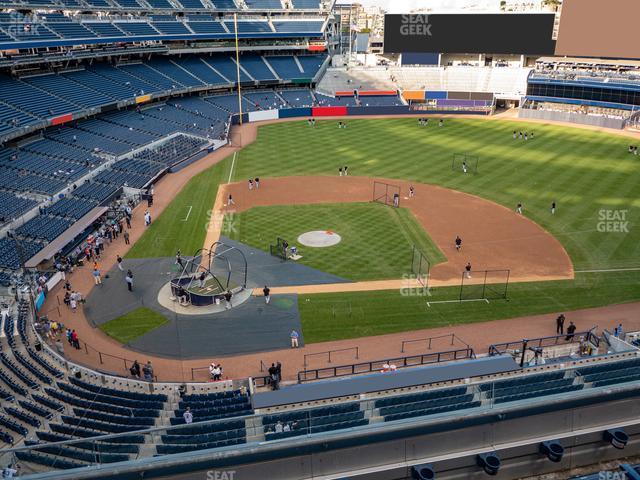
[98,307,168,344]
[298,270,640,343]
[126,157,232,258]
[130,118,640,343]
[226,203,446,281]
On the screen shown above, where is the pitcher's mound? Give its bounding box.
[298,230,342,248]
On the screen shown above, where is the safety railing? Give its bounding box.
[297,347,475,383]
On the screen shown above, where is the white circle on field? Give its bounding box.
[297,231,342,248]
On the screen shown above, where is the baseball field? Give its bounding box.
[127,117,640,343]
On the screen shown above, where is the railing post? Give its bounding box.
[450,333,455,346]
[428,337,432,350]
[84,342,88,354]
[355,347,359,359]
[98,352,103,365]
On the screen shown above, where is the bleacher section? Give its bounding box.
[0,54,327,142]
[317,66,531,98]
[0,15,325,50]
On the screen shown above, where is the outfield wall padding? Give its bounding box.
[279,107,312,118]
[248,109,279,122]
[346,106,411,116]
[425,91,447,100]
[312,106,348,117]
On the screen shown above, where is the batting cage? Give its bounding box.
[373,181,401,208]
[411,245,431,287]
[269,237,289,261]
[459,269,510,302]
[451,154,479,175]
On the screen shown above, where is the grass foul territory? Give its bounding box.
[98,307,168,344]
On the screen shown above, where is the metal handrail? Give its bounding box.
[297,347,475,383]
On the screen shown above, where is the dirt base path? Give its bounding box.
[216,175,573,288]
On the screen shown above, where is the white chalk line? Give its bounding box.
[181,205,193,222]
[228,151,237,184]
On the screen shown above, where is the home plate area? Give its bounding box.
[297,230,342,248]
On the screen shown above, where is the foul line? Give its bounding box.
[228,151,237,184]
[181,205,193,222]
[575,267,640,274]
[427,298,490,307]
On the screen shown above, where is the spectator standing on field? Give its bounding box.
[290,329,300,348]
[263,285,271,304]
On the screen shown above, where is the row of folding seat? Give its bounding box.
[61,414,151,434]
[170,407,253,425]
[161,428,246,445]
[375,386,468,408]
[12,350,52,384]
[73,408,156,427]
[487,378,574,399]
[575,357,640,377]
[45,387,159,418]
[69,376,168,402]
[167,419,245,436]
[58,382,165,410]
[265,418,370,441]
[177,396,249,411]
[494,384,584,404]
[379,394,475,417]
[383,400,482,423]
[0,353,38,389]
[32,393,64,412]
[25,440,130,464]
[16,451,83,470]
[0,429,13,444]
[5,406,40,427]
[0,414,28,436]
[479,370,566,392]
[156,436,246,455]
[18,400,53,420]
[591,371,640,388]
[50,422,145,444]
[181,389,246,402]
[37,431,140,454]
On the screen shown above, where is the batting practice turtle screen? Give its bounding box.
[383,13,556,55]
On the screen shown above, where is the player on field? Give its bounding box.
[516,203,523,214]
[409,185,415,198]
[455,236,462,251]
[551,201,556,215]
[462,161,468,174]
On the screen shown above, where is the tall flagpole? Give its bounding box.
[234,13,243,126]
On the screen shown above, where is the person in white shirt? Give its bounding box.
[275,421,283,433]
[2,464,19,478]
[183,407,193,424]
